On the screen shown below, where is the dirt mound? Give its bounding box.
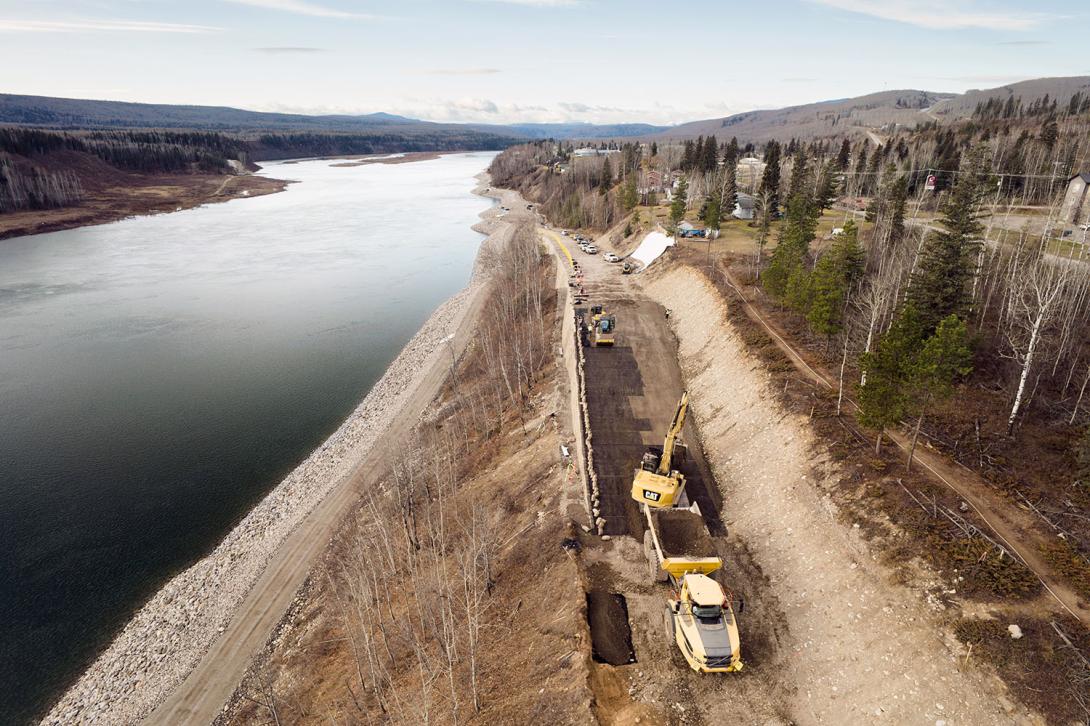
[654,509,714,558]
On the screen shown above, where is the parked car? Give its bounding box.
[561,230,569,236]
[585,245,598,254]
[604,253,620,263]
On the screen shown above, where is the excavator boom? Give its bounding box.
[657,391,688,475]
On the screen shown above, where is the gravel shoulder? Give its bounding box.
[42,176,529,725]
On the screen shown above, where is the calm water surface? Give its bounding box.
[0,151,495,723]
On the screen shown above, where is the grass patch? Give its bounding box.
[954,617,1090,725]
[1040,539,1090,602]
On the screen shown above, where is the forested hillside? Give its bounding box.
[0,124,515,217]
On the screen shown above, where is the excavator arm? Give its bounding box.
[657,391,688,475]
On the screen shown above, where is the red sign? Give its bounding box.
[925,174,937,191]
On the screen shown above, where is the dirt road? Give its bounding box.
[145,186,535,725]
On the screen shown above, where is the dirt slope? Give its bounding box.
[645,266,1036,725]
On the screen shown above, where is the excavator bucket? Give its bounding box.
[661,557,722,579]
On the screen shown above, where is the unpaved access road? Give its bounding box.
[556,231,1038,724]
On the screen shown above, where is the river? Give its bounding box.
[0,151,496,723]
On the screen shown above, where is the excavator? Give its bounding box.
[589,305,616,347]
[661,558,744,673]
[631,391,688,508]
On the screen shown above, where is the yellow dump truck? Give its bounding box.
[661,558,744,673]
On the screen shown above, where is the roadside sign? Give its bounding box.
[924,174,937,191]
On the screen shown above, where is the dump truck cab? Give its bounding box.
[663,558,743,673]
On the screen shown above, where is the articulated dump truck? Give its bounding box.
[633,392,744,673]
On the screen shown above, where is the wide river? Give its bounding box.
[0,151,496,723]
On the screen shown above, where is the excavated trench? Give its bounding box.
[585,591,636,665]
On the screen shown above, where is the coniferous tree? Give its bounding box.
[836,138,851,170]
[620,175,638,210]
[904,314,972,469]
[669,176,688,231]
[764,149,817,299]
[906,145,992,334]
[701,135,719,173]
[758,140,782,215]
[807,221,864,338]
[721,153,738,219]
[814,159,840,212]
[858,303,925,453]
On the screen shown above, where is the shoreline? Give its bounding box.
[41,168,527,725]
[0,172,287,242]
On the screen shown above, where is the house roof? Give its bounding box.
[735,193,756,209]
[1071,172,1090,184]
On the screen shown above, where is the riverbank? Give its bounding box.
[40,171,526,725]
[0,170,286,241]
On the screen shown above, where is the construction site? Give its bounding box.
[544,221,1060,725]
[210,192,1087,726]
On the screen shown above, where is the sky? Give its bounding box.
[1,0,1087,126]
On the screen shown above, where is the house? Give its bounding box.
[1061,173,1090,225]
[572,147,621,158]
[676,221,705,238]
[638,169,666,196]
[733,193,756,220]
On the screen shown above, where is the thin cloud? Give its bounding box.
[0,18,221,33]
[806,0,1058,31]
[473,0,580,6]
[224,0,375,19]
[782,77,818,83]
[424,68,502,76]
[995,39,1051,46]
[254,46,327,53]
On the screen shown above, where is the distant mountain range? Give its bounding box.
[2,75,1088,147]
[0,94,664,142]
[647,76,1090,144]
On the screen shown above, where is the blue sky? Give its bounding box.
[1,0,1086,125]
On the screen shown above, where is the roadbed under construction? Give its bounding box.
[578,297,724,538]
[574,291,792,724]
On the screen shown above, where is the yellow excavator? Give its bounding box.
[631,391,688,508]
[662,558,744,673]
